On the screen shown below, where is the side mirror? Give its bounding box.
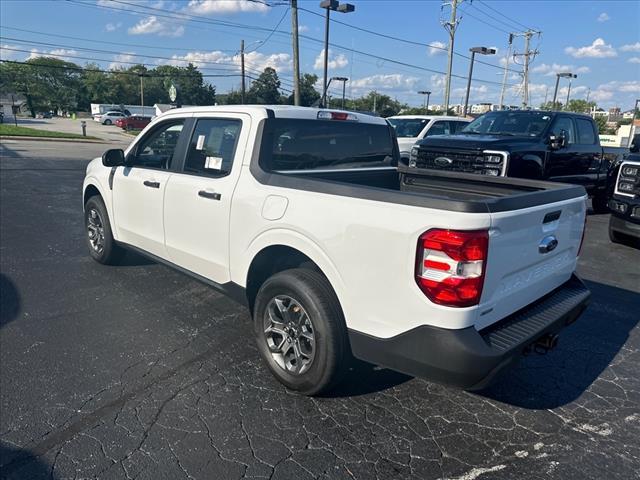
[549,133,565,150]
[102,148,125,167]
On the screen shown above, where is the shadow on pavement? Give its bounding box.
[0,443,56,480]
[326,359,411,398]
[117,250,156,267]
[0,274,20,327]
[479,279,639,409]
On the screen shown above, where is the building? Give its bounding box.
[470,103,492,114]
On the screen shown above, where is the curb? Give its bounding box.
[0,135,107,144]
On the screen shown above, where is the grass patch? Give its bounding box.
[0,124,99,140]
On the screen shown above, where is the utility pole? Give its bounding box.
[240,39,246,104]
[543,85,549,105]
[565,77,573,110]
[513,30,540,109]
[373,90,377,114]
[442,0,460,114]
[499,33,513,110]
[139,73,145,116]
[586,88,591,103]
[291,0,301,105]
[628,98,639,147]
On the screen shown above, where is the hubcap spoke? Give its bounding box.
[263,295,316,376]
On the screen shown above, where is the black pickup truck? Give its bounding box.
[607,136,640,247]
[407,110,611,212]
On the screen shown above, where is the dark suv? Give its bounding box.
[608,137,640,247]
[406,110,611,212]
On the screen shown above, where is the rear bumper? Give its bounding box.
[348,274,590,390]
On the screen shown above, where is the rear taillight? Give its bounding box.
[415,229,489,308]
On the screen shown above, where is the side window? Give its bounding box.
[425,121,450,136]
[184,118,242,177]
[575,118,596,145]
[131,120,184,169]
[550,117,575,145]
[451,121,467,133]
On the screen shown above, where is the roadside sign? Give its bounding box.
[169,84,177,103]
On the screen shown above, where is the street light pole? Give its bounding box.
[628,98,640,147]
[463,47,496,117]
[565,77,573,110]
[552,72,576,110]
[319,1,354,108]
[418,90,431,113]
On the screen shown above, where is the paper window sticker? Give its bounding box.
[205,156,223,170]
[195,134,206,150]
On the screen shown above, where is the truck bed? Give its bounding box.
[261,166,587,213]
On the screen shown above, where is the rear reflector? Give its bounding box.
[317,111,358,121]
[415,229,489,307]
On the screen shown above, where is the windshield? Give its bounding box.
[461,111,552,137]
[387,118,429,138]
[261,119,395,172]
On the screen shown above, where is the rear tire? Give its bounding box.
[253,268,349,396]
[84,196,125,265]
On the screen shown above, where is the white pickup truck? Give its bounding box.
[83,106,590,395]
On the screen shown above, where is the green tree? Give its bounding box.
[565,99,596,114]
[286,73,320,107]
[347,91,404,117]
[248,67,281,105]
[0,57,82,116]
[594,115,614,135]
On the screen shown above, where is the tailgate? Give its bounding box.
[476,195,586,330]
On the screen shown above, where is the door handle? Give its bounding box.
[143,180,160,188]
[198,190,221,200]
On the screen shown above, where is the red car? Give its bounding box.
[115,116,151,130]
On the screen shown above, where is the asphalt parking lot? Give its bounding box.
[1,139,639,480]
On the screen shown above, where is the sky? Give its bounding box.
[1,0,639,110]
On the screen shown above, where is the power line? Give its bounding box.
[66,0,521,87]
[252,7,290,52]
[467,2,522,33]
[458,5,512,34]
[297,5,522,73]
[475,0,536,32]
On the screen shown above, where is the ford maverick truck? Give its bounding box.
[83,106,590,395]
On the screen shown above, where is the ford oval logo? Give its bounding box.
[434,156,453,167]
[539,235,559,254]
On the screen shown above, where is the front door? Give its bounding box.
[112,119,187,258]
[163,114,250,282]
[546,115,580,182]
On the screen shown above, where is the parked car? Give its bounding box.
[95,111,127,125]
[36,111,53,119]
[408,110,611,212]
[83,106,590,395]
[387,115,471,164]
[115,116,152,130]
[608,139,640,247]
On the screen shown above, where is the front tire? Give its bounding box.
[84,196,124,265]
[253,268,349,396]
[591,193,609,214]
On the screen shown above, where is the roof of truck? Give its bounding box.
[160,105,388,125]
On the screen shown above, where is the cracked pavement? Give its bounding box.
[1,140,639,480]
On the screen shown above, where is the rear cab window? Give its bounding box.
[575,118,596,145]
[260,119,396,172]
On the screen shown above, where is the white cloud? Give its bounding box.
[565,38,617,58]
[452,84,489,100]
[313,49,348,70]
[298,25,309,33]
[128,16,184,37]
[349,74,420,93]
[597,12,610,22]
[589,80,640,104]
[109,53,137,69]
[166,49,292,72]
[27,48,78,61]
[186,0,269,15]
[618,81,640,93]
[428,41,447,56]
[531,63,590,76]
[0,44,21,60]
[620,42,640,52]
[628,57,640,64]
[590,89,614,102]
[105,22,122,32]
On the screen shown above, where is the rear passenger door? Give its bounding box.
[163,114,250,283]
[572,117,602,189]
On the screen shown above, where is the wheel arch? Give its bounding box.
[240,234,347,322]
